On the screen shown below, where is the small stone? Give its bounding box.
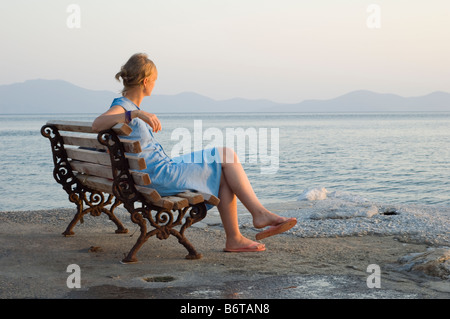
[88,246,103,253]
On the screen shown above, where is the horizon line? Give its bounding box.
[1,78,449,105]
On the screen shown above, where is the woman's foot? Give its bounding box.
[252,210,297,240]
[255,218,297,240]
[252,210,291,229]
[224,235,265,252]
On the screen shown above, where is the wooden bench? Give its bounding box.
[41,120,219,263]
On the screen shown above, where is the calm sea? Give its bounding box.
[1,112,449,212]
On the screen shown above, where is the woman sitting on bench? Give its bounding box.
[92,53,296,253]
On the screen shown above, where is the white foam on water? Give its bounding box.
[241,187,450,247]
[297,187,329,201]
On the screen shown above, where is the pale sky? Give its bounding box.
[1,0,449,103]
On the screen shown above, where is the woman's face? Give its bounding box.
[143,70,158,96]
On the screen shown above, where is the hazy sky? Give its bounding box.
[1,0,449,103]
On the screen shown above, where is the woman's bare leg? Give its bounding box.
[218,147,289,229]
[217,171,264,250]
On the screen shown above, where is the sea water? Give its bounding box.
[0,112,449,212]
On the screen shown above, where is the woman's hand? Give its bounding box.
[133,110,162,133]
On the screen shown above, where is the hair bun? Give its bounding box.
[115,53,156,95]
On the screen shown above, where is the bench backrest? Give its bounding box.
[46,120,166,201]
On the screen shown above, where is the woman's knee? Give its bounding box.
[218,147,238,164]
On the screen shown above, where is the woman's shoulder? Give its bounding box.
[110,96,138,111]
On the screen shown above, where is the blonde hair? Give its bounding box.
[115,53,156,95]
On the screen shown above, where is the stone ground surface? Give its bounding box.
[0,202,449,300]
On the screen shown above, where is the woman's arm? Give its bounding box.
[92,105,162,133]
[92,105,127,132]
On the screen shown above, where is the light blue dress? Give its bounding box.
[111,97,221,210]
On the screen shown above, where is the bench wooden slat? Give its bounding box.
[176,191,205,205]
[135,185,163,204]
[46,120,132,136]
[197,192,220,206]
[74,173,161,203]
[70,160,151,186]
[66,148,146,170]
[159,196,189,210]
[153,196,190,210]
[177,190,220,206]
[61,134,142,153]
[75,173,114,194]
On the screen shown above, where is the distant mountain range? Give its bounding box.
[0,79,449,114]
